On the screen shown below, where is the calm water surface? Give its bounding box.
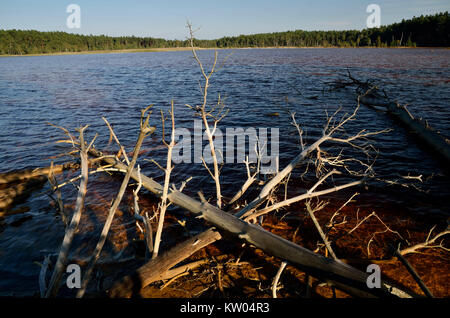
[0,48,449,295]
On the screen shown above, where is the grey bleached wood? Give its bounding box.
[91,148,412,298]
[235,136,327,219]
[45,126,89,298]
[360,94,450,162]
[76,116,154,298]
[107,227,222,297]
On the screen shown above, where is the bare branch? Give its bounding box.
[102,117,130,165]
[272,261,287,298]
[187,23,226,208]
[47,161,67,227]
[400,227,450,255]
[132,165,153,259]
[76,108,154,298]
[45,125,89,298]
[305,201,338,260]
[245,179,363,222]
[153,100,176,259]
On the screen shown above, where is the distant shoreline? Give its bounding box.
[0,46,449,57]
[0,47,194,57]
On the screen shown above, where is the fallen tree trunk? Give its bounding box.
[106,227,222,297]
[0,163,75,212]
[360,95,450,162]
[0,176,47,210]
[91,148,413,298]
[0,163,75,184]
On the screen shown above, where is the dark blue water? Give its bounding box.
[0,48,449,296]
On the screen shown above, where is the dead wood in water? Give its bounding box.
[0,176,46,212]
[22,37,448,299]
[361,94,450,162]
[0,162,76,212]
[106,227,222,297]
[342,71,450,162]
[389,244,434,298]
[55,66,414,298]
[76,107,155,298]
[45,126,90,298]
[35,102,427,298]
[90,147,412,298]
[0,163,75,184]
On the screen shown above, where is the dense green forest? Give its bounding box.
[1,12,449,55]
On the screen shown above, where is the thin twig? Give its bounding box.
[272,261,287,298]
[102,117,130,165]
[306,201,338,260]
[47,161,67,227]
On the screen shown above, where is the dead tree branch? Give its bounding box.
[235,102,378,219]
[152,101,176,259]
[76,107,155,298]
[45,125,89,298]
[390,244,434,298]
[272,261,287,298]
[187,22,226,208]
[91,149,413,298]
[399,226,450,256]
[107,227,222,297]
[305,200,338,260]
[133,165,153,259]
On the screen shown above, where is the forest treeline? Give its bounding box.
[1,11,449,55]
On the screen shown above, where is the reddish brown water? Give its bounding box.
[0,48,449,296]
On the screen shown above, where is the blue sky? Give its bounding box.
[1,0,449,39]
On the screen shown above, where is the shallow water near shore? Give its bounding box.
[0,48,449,296]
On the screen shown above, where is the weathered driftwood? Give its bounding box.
[234,103,380,221]
[0,162,76,213]
[0,176,46,211]
[76,109,155,298]
[152,102,176,259]
[160,259,209,282]
[305,201,338,260]
[91,149,413,298]
[45,127,89,298]
[0,163,75,184]
[132,165,154,258]
[187,23,227,209]
[106,227,222,297]
[342,69,450,164]
[235,136,327,219]
[360,95,450,162]
[272,261,287,298]
[389,244,434,298]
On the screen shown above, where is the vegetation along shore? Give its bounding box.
[1,12,448,56]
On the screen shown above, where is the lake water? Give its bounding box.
[0,48,449,296]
